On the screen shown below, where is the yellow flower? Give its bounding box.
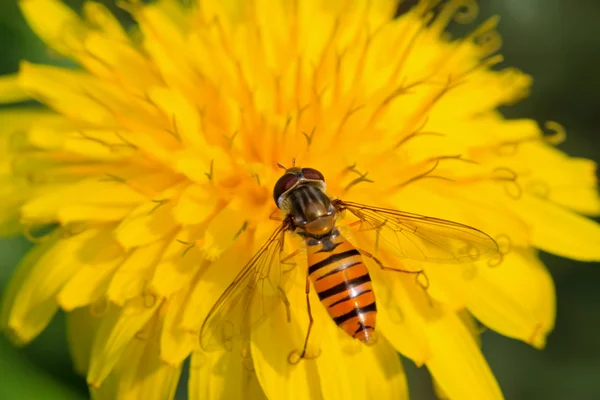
[1,0,599,399]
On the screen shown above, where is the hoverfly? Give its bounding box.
[200,162,499,361]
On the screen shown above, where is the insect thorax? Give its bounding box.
[284,184,336,238]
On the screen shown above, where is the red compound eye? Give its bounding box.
[273,173,300,204]
[301,168,325,182]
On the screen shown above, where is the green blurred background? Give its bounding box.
[0,0,599,399]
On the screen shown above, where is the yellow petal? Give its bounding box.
[0,176,30,236]
[2,229,104,343]
[136,4,197,93]
[87,296,162,388]
[82,2,128,40]
[19,0,87,56]
[18,62,162,128]
[513,195,600,261]
[83,31,160,94]
[172,184,218,226]
[426,310,504,400]
[432,310,481,400]
[466,250,555,349]
[172,147,236,186]
[368,260,433,365]
[90,373,119,400]
[197,0,246,27]
[160,285,200,366]
[315,333,408,400]
[147,87,210,149]
[165,241,252,369]
[115,185,182,250]
[57,230,125,311]
[58,204,134,225]
[0,238,55,345]
[18,62,116,125]
[179,236,252,334]
[0,108,67,174]
[189,348,267,400]
[251,272,326,400]
[21,179,144,224]
[107,240,167,306]
[66,306,103,375]
[515,143,600,215]
[106,317,181,400]
[0,74,29,103]
[149,228,203,298]
[151,204,245,302]
[91,314,181,400]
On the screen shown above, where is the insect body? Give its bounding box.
[282,175,377,344]
[200,164,499,361]
[306,230,376,344]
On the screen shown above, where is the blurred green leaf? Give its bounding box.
[0,337,86,400]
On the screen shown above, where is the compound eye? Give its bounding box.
[301,168,325,182]
[273,173,300,204]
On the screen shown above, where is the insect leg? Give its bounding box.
[288,274,315,365]
[358,248,430,290]
[280,249,300,264]
[359,248,433,306]
[277,286,292,323]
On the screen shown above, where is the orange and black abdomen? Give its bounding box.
[307,233,376,343]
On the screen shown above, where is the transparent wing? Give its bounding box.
[200,221,294,352]
[335,200,499,264]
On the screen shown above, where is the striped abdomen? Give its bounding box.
[307,232,376,343]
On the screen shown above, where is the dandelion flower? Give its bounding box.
[2,0,600,399]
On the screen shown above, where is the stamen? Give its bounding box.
[473,27,503,59]
[23,222,56,243]
[176,239,197,258]
[90,297,109,316]
[143,292,158,308]
[113,131,138,149]
[282,115,292,136]
[233,221,248,240]
[100,173,161,198]
[59,223,88,239]
[397,131,446,148]
[396,154,464,189]
[387,20,428,87]
[167,114,182,142]
[335,102,365,138]
[343,164,375,193]
[76,130,129,153]
[314,15,341,79]
[543,121,566,145]
[430,0,479,36]
[491,167,522,199]
[453,54,505,85]
[487,234,511,267]
[251,172,260,185]
[302,127,316,147]
[205,159,214,181]
[224,130,238,149]
[148,199,169,215]
[495,121,567,157]
[392,76,459,146]
[526,180,551,200]
[333,46,349,102]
